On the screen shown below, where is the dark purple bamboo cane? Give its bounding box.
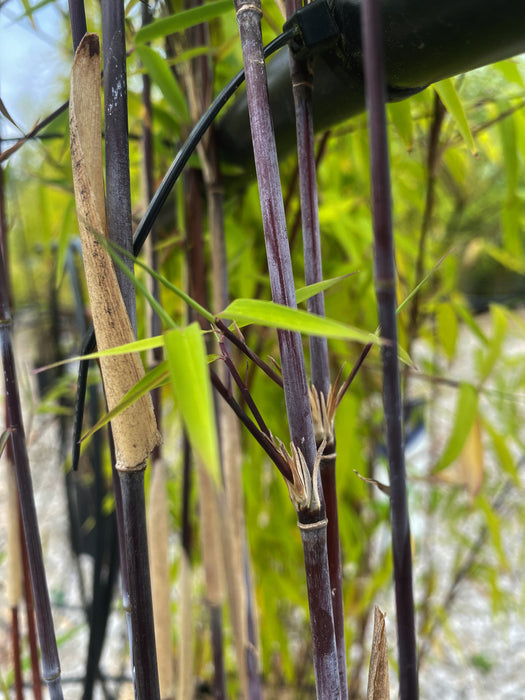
[0,247,63,699]
[0,119,62,699]
[360,0,418,697]
[285,0,347,693]
[101,3,160,698]
[234,2,339,695]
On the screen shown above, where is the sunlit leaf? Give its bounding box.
[135,45,189,122]
[81,362,170,442]
[35,335,166,373]
[295,273,356,304]
[434,78,476,154]
[164,324,221,483]
[483,420,519,484]
[433,383,478,473]
[493,60,525,88]
[436,302,458,360]
[476,305,507,383]
[475,493,510,570]
[135,0,232,44]
[388,100,413,150]
[218,298,382,345]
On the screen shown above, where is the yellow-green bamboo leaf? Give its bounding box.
[218,298,381,345]
[295,273,356,304]
[434,78,476,154]
[433,383,478,473]
[135,0,232,44]
[164,324,221,483]
[81,362,170,443]
[135,45,189,122]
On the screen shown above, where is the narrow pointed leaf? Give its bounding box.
[388,100,413,150]
[136,45,189,122]
[434,78,476,154]
[81,362,170,442]
[36,335,166,373]
[135,0,232,44]
[433,383,478,473]
[295,273,356,304]
[164,324,221,484]
[218,298,381,345]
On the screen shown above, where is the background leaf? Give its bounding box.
[164,324,221,484]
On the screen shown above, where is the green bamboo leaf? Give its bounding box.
[434,78,476,154]
[0,98,21,131]
[135,0,232,44]
[165,324,221,484]
[135,45,189,122]
[388,100,413,150]
[476,305,507,383]
[295,273,356,304]
[217,298,381,345]
[433,383,478,473]
[483,420,519,484]
[493,60,525,88]
[81,362,170,442]
[35,335,166,374]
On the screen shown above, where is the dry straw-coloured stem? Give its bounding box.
[69,33,160,470]
[367,606,390,700]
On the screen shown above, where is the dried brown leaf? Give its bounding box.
[69,33,160,470]
[367,606,390,700]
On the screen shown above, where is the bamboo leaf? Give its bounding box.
[81,362,170,442]
[434,78,476,154]
[218,298,382,345]
[433,383,478,473]
[476,305,507,383]
[135,45,189,122]
[36,335,166,373]
[164,324,221,484]
[295,273,356,304]
[0,97,21,131]
[135,0,232,44]
[388,100,413,150]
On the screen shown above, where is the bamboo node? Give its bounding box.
[297,517,328,531]
[236,4,263,17]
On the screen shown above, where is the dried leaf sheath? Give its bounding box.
[69,33,160,470]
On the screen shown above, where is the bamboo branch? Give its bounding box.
[360,0,418,697]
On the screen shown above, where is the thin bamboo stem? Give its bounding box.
[0,262,63,699]
[234,1,339,694]
[360,0,418,697]
[119,468,161,700]
[285,0,347,691]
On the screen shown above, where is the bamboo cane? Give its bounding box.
[360,0,418,697]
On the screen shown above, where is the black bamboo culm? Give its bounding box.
[0,246,64,699]
[360,0,418,697]
[101,2,160,697]
[0,122,63,698]
[233,0,339,695]
[285,0,348,693]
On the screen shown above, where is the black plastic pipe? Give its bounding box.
[218,0,525,167]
